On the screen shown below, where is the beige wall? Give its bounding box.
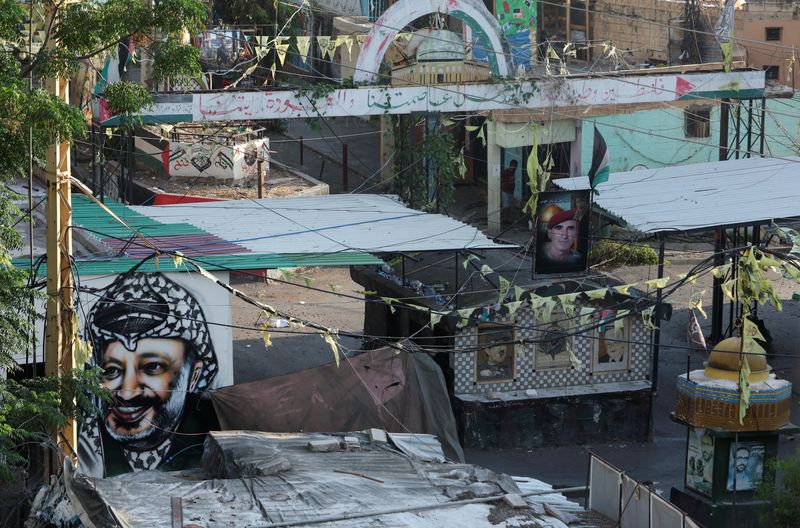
[737,2,800,88]
[591,0,685,65]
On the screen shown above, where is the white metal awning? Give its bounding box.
[131,194,513,254]
[555,156,800,233]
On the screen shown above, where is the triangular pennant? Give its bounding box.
[579,307,595,329]
[687,310,707,351]
[429,310,444,329]
[344,35,353,59]
[317,36,331,59]
[645,276,670,290]
[689,290,707,319]
[613,310,629,336]
[505,301,523,318]
[557,293,579,318]
[356,34,367,45]
[296,36,311,64]
[514,286,526,302]
[584,288,608,300]
[276,37,290,65]
[456,308,473,329]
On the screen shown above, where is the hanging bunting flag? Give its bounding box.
[614,310,630,335]
[645,276,670,290]
[584,288,608,300]
[689,290,707,319]
[322,330,341,368]
[356,34,367,45]
[296,36,311,64]
[506,301,524,318]
[714,0,735,72]
[514,286,526,302]
[687,310,707,352]
[456,308,473,328]
[276,36,290,65]
[497,277,511,304]
[429,310,445,330]
[738,357,751,424]
[344,35,354,60]
[588,125,611,193]
[317,35,331,59]
[579,307,595,329]
[557,293,579,318]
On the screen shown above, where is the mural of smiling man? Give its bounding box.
[78,273,220,477]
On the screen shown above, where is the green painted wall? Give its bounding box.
[580,94,800,174]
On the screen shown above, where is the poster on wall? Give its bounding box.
[591,309,630,373]
[475,322,515,383]
[534,191,590,275]
[69,271,233,478]
[686,427,714,496]
[726,442,765,491]
[535,307,572,370]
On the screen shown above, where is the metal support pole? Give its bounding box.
[342,143,349,192]
[746,98,754,158]
[319,159,326,181]
[257,159,264,199]
[710,229,725,343]
[299,136,304,165]
[719,99,730,162]
[453,252,459,310]
[648,234,666,439]
[99,129,106,202]
[759,98,766,157]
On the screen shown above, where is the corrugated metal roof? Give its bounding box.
[16,196,383,273]
[130,194,512,253]
[555,157,800,233]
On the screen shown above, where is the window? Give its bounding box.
[765,27,782,41]
[764,65,780,81]
[685,106,711,138]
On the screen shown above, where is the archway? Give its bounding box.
[353,0,513,83]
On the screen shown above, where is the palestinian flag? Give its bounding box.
[588,126,610,192]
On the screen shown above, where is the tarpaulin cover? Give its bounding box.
[210,348,465,462]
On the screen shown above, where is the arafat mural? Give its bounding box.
[66,271,233,478]
[167,137,270,181]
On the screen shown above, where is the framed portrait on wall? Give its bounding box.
[686,427,714,496]
[535,307,572,370]
[726,442,765,492]
[475,322,515,383]
[591,309,631,373]
[534,190,591,275]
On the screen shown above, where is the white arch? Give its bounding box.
[353,0,512,83]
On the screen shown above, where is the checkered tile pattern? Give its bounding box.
[454,301,652,394]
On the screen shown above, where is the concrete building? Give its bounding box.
[736,0,800,89]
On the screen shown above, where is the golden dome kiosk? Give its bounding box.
[670,337,796,528]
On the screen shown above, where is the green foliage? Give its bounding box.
[0,369,109,481]
[589,239,660,268]
[390,115,460,211]
[758,449,800,528]
[103,81,153,121]
[0,0,206,488]
[152,40,202,86]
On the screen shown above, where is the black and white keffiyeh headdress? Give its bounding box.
[86,272,218,390]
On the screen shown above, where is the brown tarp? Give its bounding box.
[211,348,465,462]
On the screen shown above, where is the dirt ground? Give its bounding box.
[137,163,315,200]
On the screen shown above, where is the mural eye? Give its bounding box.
[141,362,166,375]
[103,366,121,380]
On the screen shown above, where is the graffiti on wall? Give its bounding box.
[233,138,270,178]
[164,138,269,181]
[74,272,232,477]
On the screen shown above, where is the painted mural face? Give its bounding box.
[80,273,218,476]
[100,338,202,449]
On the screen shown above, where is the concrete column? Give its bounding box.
[487,120,502,236]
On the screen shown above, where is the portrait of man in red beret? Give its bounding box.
[535,191,590,274]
